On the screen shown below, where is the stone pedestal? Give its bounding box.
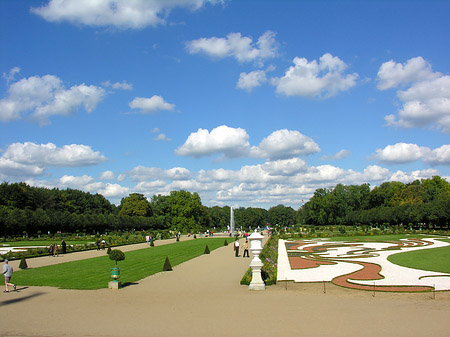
[248,230,265,291]
[108,281,121,289]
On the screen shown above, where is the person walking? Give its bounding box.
[234,239,240,257]
[61,239,67,254]
[2,260,16,293]
[242,240,250,258]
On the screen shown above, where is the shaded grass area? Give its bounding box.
[13,238,234,290]
[388,245,450,274]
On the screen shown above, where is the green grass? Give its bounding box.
[13,238,234,290]
[388,245,450,274]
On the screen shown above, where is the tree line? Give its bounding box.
[298,176,450,228]
[0,182,296,236]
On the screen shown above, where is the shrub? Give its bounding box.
[109,250,125,266]
[163,256,172,271]
[150,240,154,247]
[223,239,228,246]
[19,255,28,269]
[106,246,111,255]
[204,245,210,254]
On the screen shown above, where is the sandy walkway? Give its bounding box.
[1,236,450,337]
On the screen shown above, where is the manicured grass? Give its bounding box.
[13,238,234,290]
[388,245,450,274]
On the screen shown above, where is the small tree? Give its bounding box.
[150,240,154,247]
[163,256,172,271]
[109,249,125,267]
[107,246,111,254]
[204,245,210,254]
[19,255,28,269]
[223,239,228,246]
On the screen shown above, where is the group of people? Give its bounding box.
[234,238,250,258]
[96,238,106,250]
[49,240,67,257]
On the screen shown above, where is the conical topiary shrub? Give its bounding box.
[223,239,228,246]
[19,255,28,269]
[150,240,154,247]
[163,256,173,271]
[204,245,210,254]
[107,246,111,254]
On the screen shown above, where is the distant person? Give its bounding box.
[146,235,150,245]
[101,239,106,250]
[234,239,240,257]
[96,239,101,251]
[53,243,58,257]
[61,240,67,254]
[2,260,16,293]
[242,240,249,258]
[49,243,53,257]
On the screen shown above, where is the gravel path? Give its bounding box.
[1,235,450,337]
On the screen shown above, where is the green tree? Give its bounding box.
[118,193,152,217]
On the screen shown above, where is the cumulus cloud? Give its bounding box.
[273,53,358,98]
[129,166,192,182]
[176,126,319,161]
[250,129,320,160]
[378,57,450,133]
[175,125,250,158]
[100,170,115,180]
[0,73,105,124]
[186,30,278,65]
[2,67,20,84]
[374,142,450,166]
[31,0,223,29]
[236,70,267,91]
[321,149,351,161]
[2,142,107,167]
[129,95,175,114]
[376,56,437,90]
[102,80,133,90]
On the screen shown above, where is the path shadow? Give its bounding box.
[121,282,139,288]
[0,291,44,306]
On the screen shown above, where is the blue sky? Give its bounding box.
[1,0,449,209]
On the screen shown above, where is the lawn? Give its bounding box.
[13,238,233,290]
[388,245,450,274]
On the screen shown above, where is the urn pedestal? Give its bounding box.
[248,231,265,291]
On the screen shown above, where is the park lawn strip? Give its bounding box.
[324,234,447,242]
[388,245,450,274]
[13,238,234,290]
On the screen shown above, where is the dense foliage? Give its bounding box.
[299,176,450,228]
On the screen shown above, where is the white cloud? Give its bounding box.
[129,166,192,182]
[31,0,223,29]
[186,30,278,65]
[2,67,20,84]
[2,142,107,167]
[102,80,133,90]
[262,158,308,176]
[374,143,425,164]
[0,74,105,124]
[273,53,358,98]
[378,57,450,133]
[374,142,450,166]
[250,129,320,160]
[376,56,437,90]
[129,95,175,114]
[236,70,267,91]
[154,133,172,141]
[175,125,250,158]
[100,170,115,180]
[321,149,351,161]
[98,183,130,198]
[0,158,44,180]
